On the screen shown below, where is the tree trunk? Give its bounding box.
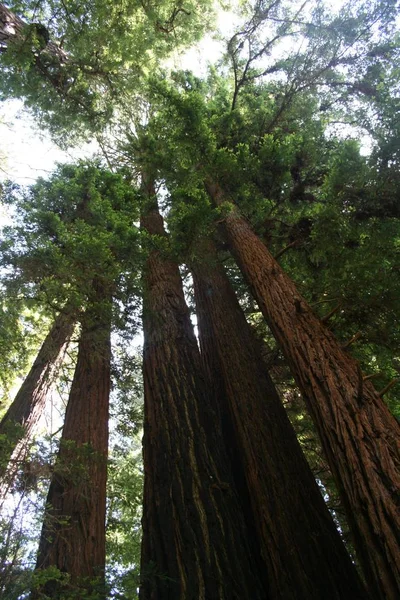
[139,190,267,600]
[0,3,68,62]
[207,180,400,600]
[191,237,368,600]
[0,3,29,46]
[0,309,75,484]
[33,281,111,599]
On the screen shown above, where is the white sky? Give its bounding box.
[0,100,71,182]
[0,99,99,184]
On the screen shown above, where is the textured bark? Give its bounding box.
[0,310,75,483]
[33,282,111,599]
[191,237,368,600]
[207,180,400,600]
[140,194,267,600]
[0,3,67,61]
[0,3,29,46]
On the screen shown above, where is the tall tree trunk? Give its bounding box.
[0,309,75,485]
[206,180,400,600]
[191,237,368,600]
[33,281,111,599]
[139,189,267,600]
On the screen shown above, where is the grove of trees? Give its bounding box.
[0,0,399,598]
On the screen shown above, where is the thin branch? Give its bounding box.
[342,331,362,349]
[378,379,398,398]
[363,372,383,382]
[321,304,341,324]
[274,239,299,259]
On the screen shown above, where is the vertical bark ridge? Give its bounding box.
[191,236,368,600]
[206,180,400,600]
[33,281,111,599]
[139,193,267,600]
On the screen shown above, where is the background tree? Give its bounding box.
[0,307,74,500]
[33,277,112,599]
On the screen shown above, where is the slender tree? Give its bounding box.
[140,180,267,599]
[0,308,75,485]
[205,179,400,600]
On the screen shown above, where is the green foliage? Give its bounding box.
[107,347,144,600]
[32,566,107,599]
[0,161,142,330]
[0,301,31,406]
[0,296,51,411]
[0,0,215,142]
[0,436,57,599]
[106,445,143,600]
[0,422,25,472]
[51,440,106,487]
[167,187,218,259]
[31,565,70,590]
[0,515,34,599]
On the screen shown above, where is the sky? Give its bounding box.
[0,99,97,183]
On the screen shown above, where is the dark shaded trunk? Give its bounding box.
[255,335,355,550]
[0,309,75,483]
[139,192,267,600]
[191,237,368,600]
[33,281,111,599]
[207,180,400,600]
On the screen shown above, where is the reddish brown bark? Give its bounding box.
[191,237,368,600]
[33,282,111,599]
[207,180,400,600]
[0,309,75,483]
[140,195,267,599]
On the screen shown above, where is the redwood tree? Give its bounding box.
[0,162,140,598]
[206,180,400,600]
[33,279,111,598]
[191,236,368,600]
[140,183,267,599]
